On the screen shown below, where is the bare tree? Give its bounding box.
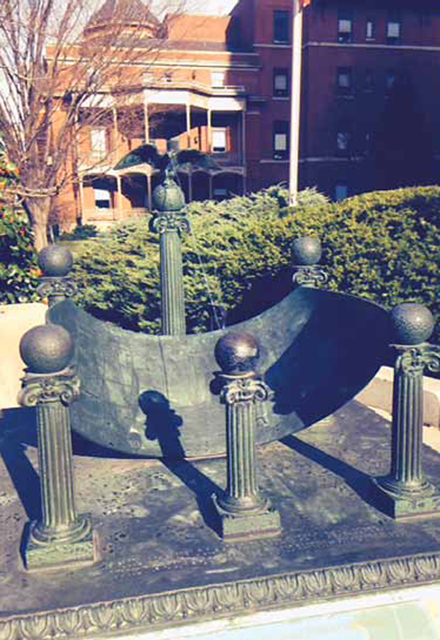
[0,0,182,249]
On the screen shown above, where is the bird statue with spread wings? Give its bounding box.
[114,144,220,179]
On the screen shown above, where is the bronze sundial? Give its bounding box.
[2,233,440,640]
[49,286,390,458]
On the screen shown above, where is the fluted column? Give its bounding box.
[219,376,269,514]
[157,219,187,335]
[151,177,189,336]
[18,324,95,569]
[212,332,281,541]
[372,303,440,519]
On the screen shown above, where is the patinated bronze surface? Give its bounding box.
[372,303,440,518]
[1,401,440,638]
[49,287,390,457]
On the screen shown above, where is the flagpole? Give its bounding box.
[289,0,304,206]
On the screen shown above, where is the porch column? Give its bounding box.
[147,171,152,210]
[241,109,247,195]
[112,107,119,166]
[186,99,191,148]
[241,110,246,166]
[144,101,150,143]
[78,177,85,224]
[116,175,123,221]
[207,108,212,153]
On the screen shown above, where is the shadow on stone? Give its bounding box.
[281,434,375,509]
[0,409,41,521]
[139,390,223,534]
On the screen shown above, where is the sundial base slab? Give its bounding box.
[2,401,440,639]
[24,515,96,571]
[212,495,281,542]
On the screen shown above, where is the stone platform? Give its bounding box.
[1,401,440,639]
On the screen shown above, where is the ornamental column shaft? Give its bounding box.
[227,402,257,499]
[159,227,186,335]
[390,353,424,485]
[18,324,96,569]
[151,176,189,336]
[372,303,440,519]
[222,379,265,509]
[36,396,77,531]
[212,332,281,540]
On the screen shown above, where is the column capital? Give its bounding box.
[292,265,328,288]
[151,210,190,235]
[18,367,80,407]
[220,375,272,405]
[394,343,440,377]
[37,276,77,302]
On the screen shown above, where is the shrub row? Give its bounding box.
[70,185,440,342]
[0,145,38,304]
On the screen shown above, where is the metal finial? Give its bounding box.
[292,236,327,288]
[390,303,435,346]
[214,331,260,376]
[19,324,74,374]
[37,244,77,306]
[292,236,322,265]
[38,245,74,277]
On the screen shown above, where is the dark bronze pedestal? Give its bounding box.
[2,401,440,639]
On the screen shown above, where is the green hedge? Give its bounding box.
[0,143,39,304]
[71,185,440,340]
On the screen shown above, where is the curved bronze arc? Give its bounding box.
[49,288,390,459]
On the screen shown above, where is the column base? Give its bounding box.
[212,494,281,542]
[371,477,440,519]
[24,514,97,570]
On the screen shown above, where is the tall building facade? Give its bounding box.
[57,0,440,228]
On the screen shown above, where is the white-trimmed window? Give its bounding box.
[273,10,289,43]
[213,187,228,199]
[387,18,401,44]
[366,19,375,39]
[91,128,107,157]
[94,187,111,209]
[212,129,227,153]
[274,133,287,151]
[273,69,289,97]
[337,132,349,152]
[386,71,396,92]
[211,71,225,88]
[337,67,352,94]
[273,121,289,159]
[338,17,352,43]
[335,184,348,201]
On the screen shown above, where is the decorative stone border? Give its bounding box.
[1,551,440,640]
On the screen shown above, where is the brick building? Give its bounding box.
[58,0,440,228]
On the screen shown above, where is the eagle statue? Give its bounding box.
[114,144,220,178]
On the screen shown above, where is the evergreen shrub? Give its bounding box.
[59,224,99,241]
[71,185,440,340]
[0,145,39,304]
